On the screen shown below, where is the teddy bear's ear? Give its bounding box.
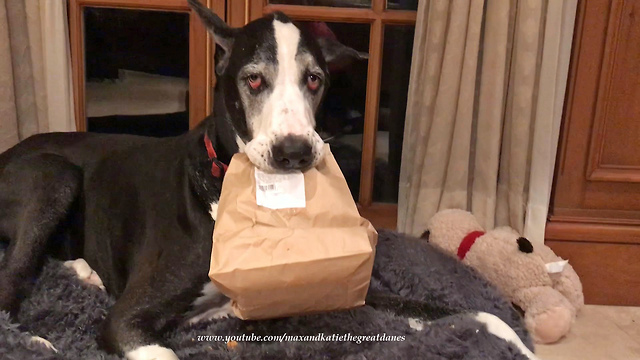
[517,237,534,253]
[420,230,430,241]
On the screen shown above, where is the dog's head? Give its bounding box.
[189,0,367,172]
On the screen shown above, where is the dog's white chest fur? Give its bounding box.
[209,201,219,221]
[186,282,234,325]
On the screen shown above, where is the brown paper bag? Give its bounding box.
[209,145,377,320]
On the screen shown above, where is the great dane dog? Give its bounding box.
[0,1,368,358]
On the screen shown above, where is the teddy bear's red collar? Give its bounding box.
[457,231,485,260]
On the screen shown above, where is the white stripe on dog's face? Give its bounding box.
[243,19,325,172]
[249,20,307,136]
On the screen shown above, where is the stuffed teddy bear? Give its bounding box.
[424,209,584,344]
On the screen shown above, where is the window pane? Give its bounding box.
[387,0,418,10]
[373,25,415,203]
[269,0,371,8]
[84,8,190,137]
[297,22,370,201]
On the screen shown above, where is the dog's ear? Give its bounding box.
[188,0,236,74]
[317,37,369,69]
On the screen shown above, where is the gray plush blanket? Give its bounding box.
[0,230,534,359]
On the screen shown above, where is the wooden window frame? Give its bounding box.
[68,0,225,131]
[234,0,416,229]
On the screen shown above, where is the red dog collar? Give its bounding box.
[457,231,485,260]
[204,132,228,178]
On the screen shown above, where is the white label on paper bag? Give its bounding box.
[545,260,568,274]
[255,168,306,209]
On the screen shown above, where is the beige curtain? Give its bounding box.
[398,0,578,244]
[0,0,76,153]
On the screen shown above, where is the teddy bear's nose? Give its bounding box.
[517,237,533,253]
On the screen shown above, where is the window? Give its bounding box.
[69,0,212,133]
[70,0,416,229]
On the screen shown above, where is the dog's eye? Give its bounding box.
[247,74,262,90]
[307,74,321,91]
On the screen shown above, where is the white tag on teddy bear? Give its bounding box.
[255,168,306,210]
[545,260,568,274]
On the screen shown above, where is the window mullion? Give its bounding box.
[358,18,384,207]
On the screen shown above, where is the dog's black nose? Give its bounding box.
[272,136,313,171]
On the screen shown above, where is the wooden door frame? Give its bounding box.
[546,0,640,306]
[228,0,416,229]
[68,0,225,132]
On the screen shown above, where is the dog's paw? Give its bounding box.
[63,258,106,291]
[474,312,539,360]
[126,344,179,360]
[30,336,58,353]
[187,301,235,325]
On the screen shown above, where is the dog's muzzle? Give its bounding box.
[271,135,314,171]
